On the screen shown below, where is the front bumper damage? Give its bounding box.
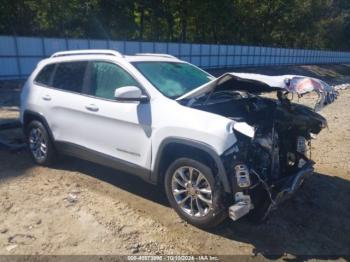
[228,159,315,221]
[272,160,314,205]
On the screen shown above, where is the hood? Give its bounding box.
[176,72,338,111]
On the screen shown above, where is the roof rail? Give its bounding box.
[135,53,177,59]
[51,49,123,58]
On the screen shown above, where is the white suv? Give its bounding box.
[20,49,336,228]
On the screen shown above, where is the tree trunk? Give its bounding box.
[180,0,187,42]
[139,7,144,40]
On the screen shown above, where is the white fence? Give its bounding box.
[1,35,350,79]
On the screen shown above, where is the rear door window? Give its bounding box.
[87,61,139,100]
[34,64,56,86]
[52,61,88,93]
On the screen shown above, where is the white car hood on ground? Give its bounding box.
[177,72,338,111]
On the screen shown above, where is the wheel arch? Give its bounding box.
[22,110,55,142]
[151,137,231,193]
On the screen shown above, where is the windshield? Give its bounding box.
[132,61,214,98]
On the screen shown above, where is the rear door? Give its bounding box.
[44,61,91,147]
[29,63,57,121]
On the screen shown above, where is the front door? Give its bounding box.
[79,61,152,171]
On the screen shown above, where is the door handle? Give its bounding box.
[42,95,51,101]
[85,104,99,112]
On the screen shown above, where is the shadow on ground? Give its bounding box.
[0,81,22,108]
[50,154,350,259]
[56,155,169,206]
[211,172,350,259]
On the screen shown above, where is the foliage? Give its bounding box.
[0,0,349,49]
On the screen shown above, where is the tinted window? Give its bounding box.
[35,64,56,86]
[52,61,87,93]
[89,61,139,100]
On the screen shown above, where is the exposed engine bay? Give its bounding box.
[178,73,338,221]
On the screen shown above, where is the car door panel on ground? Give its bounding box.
[47,60,152,171]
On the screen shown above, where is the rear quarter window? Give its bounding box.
[34,64,56,86]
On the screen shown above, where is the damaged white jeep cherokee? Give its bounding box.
[20,50,338,228]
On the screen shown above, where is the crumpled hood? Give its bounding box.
[176,72,338,111]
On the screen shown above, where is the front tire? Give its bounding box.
[25,120,56,166]
[164,158,226,229]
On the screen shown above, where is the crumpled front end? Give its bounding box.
[182,72,335,222]
[219,96,327,221]
[222,125,317,221]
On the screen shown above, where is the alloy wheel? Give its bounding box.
[28,127,47,161]
[171,166,213,217]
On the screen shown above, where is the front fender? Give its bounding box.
[151,137,232,193]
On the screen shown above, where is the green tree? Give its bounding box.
[0,0,349,49]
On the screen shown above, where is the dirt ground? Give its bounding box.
[0,65,349,260]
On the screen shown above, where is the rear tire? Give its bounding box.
[164,158,227,229]
[25,120,56,166]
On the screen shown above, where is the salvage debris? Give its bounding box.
[65,193,79,204]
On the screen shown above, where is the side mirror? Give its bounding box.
[114,86,149,103]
